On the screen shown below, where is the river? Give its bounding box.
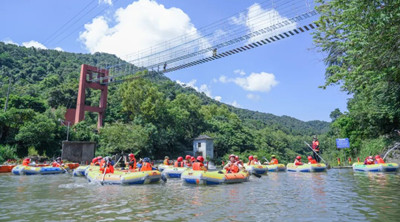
[0,169,399,221]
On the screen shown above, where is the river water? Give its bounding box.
[0,169,399,221]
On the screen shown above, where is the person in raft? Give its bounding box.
[294,156,303,165]
[91,156,102,166]
[252,155,261,165]
[311,135,321,163]
[307,156,317,164]
[184,155,192,167]
[128,153,137,171]
[269,155,279,165]
[174,156,185,167]
[364,156,374,165]
[248,155,254,165]
[192,156,207,171]
[22,158,31,166]
[52,157,63,167]
[100,157,114,174]
[140,157,154,171]
[374,155,385,164]
[235,155,244,167]
[224,154,243,173]
[163,156,171,165]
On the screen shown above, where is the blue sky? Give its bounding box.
[0,0,351,121]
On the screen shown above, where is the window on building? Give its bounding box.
[198,142,201,147]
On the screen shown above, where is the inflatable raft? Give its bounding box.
[244,164,268,175]
[86,169,161,185]
[157,164,173,172]
[73,165,89,176]
[266,164,286,172]
[352,163,399,172]
[11,165,66,175]
[181,170,250,185]
[162,167,188,178]
[0,165,16,173]
[286,163,327,172]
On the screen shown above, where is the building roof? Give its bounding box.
[194,135,213,140]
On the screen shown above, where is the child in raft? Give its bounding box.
[307,156,317,164]
[192,156,207,171]
[294,156,303,165]
[374,155,385,164]
[364,156,374,165]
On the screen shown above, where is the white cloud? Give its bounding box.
[232,3,297,44]
[214,96,222,102]
[80,0,209,63]
[54,47,64,51]
[231,100,241,108]
[22,40,47,49]
[234,72,278,92]
[99,0,112,5]
[247,93,260,101]
[176,79,212,98]
[4,39,18,45]
[219,75,228,83]
[234,69,246,76]
[217,72,278,93]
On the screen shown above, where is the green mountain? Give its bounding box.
[0,42,328,162]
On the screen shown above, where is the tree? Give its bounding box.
[329,108,343,122]
[314,0,400,138]
[98,122,149,155]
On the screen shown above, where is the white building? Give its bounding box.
[193,135,214,159]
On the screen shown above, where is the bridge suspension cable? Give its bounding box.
[91,0,318,84]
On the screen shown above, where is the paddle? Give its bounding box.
[304,141,329,166]
[161,173,167,183]
[263,157,270,165]
[100,160,108,186]
[113,156,122,168]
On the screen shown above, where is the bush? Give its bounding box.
[0,145,18,163]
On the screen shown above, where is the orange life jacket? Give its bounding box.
[163,159,171,165]
[229,164,239,173]
[376,158,385,164]
[100,163,114,174]
[52,162,61,167]
[308,159,317,164]
[174,161,184,167]
[270,159,279,165]
[140,162,153,171]
[192,162,204,171]
[22,160,30,166]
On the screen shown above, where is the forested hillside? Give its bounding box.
[0,42,329,163]
[313,0,400,160]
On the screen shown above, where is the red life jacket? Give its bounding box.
[312,140,320,151]
[22,159,30,166]
[174,161,184,167]
[129,158,137,170]
[377,158,385,164]
[294,160,303,165]
[52,162,61,167]
[192,162,204,171]
[140,162,153,171]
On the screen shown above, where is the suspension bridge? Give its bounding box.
[64,0,320,128]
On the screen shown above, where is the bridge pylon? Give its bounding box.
[65,64,108,129]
